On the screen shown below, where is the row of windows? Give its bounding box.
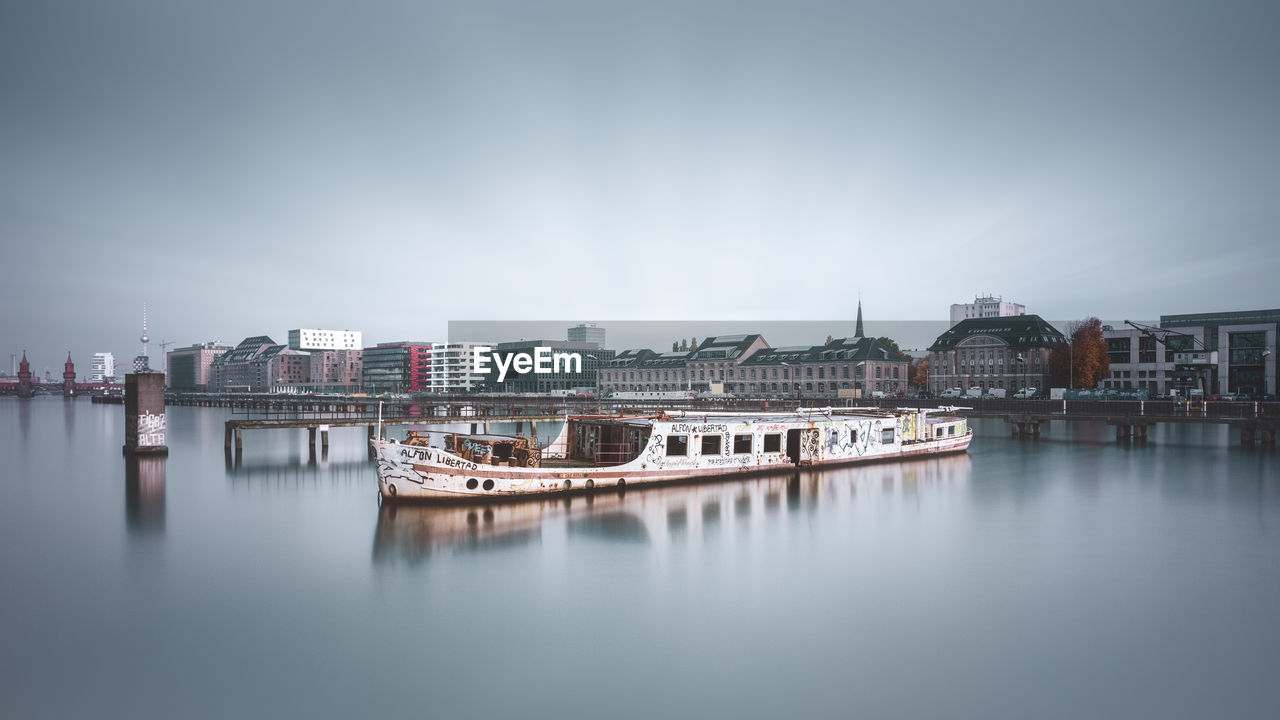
[605,381,897,393]
[602,364,903,383]
[665,429,896,457]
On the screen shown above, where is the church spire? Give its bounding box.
[855,298,865,338]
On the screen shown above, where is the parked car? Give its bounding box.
[1013,387,1038,399]
[985,388,1007,399]
[963,387,984,399]
[916,390,935,398]
[939,388,963,398]
[870,390,887,399]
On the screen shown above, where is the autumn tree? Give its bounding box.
[689,338,699,351]
[825,335,834,344]
[1047,317,1111,388]
[910,358,931,389]
[680,339,688,351]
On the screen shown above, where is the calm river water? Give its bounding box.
[1,398,1278,719]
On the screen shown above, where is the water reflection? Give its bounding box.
[63,396,76,436]
[18,397,31,445]
[226,457,371,487]
[124,455,166,536]
[372,454,973,564]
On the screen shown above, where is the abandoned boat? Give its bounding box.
[372,407,971,501]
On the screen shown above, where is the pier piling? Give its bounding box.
[123,372,168,456]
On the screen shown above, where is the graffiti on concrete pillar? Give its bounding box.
[138,411,166,446]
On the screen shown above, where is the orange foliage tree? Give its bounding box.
[910,358,930,389]
[1047,318,1110,388]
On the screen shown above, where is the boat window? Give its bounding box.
[763,434,781,453]
[949,425,956,436]
[881,428,895,444]
[733,434,752,454]
[701,435,721,455]
[666,435,688,456]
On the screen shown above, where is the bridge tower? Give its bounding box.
[63,352,76,396]
[17,351,33,397]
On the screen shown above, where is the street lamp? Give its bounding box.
[585,355,599,396]
[1068,339,1074,390]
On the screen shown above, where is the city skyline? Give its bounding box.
[5,1,1279,374]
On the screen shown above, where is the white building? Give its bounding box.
[288,328,363,351]
[950,295,1026,327]
[428,341,494,393]
[90,352,116,383]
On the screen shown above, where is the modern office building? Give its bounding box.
[362,342,434,394]
[288,328,363,351]
[425,342,493,394]
[950,295,1026,327]
[166,342,231,391]
[928,316,1066,395]
[266,349,311,393]
[1102,309,1278,396]
[90,352,116,383]
[567,323,606,347]
[307,349,364,393]
[478,340,614,394]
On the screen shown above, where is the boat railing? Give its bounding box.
[592,442,639,466]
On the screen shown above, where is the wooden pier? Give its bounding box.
[224,413,571,457]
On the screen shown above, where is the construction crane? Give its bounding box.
[1123,320,1216,398]
[158,340,175,375]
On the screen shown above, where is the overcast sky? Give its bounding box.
[3,0,1277,374]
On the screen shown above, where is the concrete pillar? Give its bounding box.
[234,427,243,451]
[123,372,168,455]
[1115,424,1129,442]
[1241,428,1255,448]
[224,424,233,450]
[320,427,329,450]
[308,426,317,449]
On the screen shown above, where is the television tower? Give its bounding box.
[133,302,152,372]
